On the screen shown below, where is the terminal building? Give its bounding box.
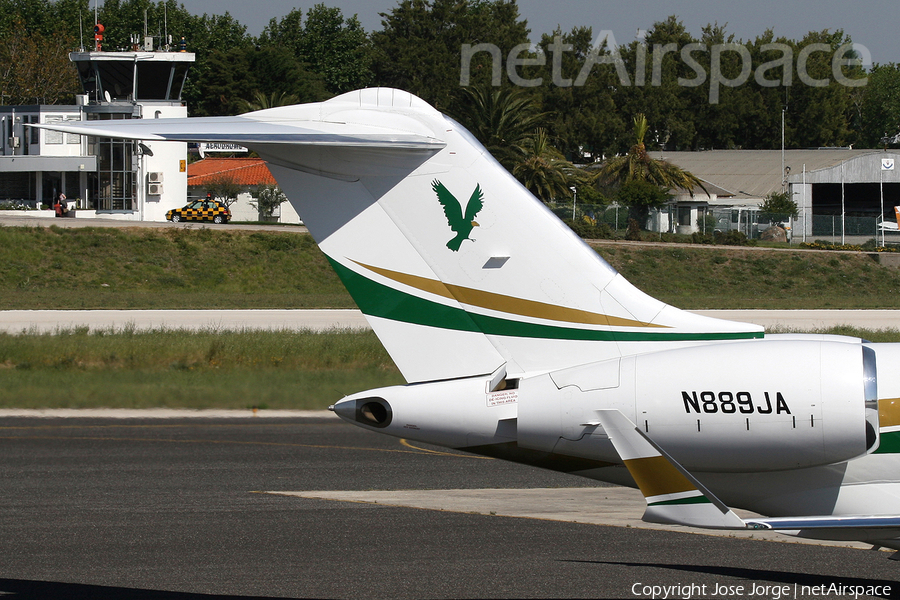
[0,42,194,221]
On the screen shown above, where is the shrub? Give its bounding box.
[713,230,753,246]
[563,218,613,239]
[625,218,642,240]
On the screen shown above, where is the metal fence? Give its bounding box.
[546,202,630,230]
[547,202,798,240]
[542,201,893,245]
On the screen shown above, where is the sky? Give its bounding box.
[177,0,898,65]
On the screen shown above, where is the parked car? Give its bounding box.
[166,199,231,224]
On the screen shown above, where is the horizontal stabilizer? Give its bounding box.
[33,98,447,181]
[745,515,900,530]
[31,116,444,150]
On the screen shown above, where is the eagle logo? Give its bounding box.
[432,179,484,252]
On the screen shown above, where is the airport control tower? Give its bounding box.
[67,30,195,220]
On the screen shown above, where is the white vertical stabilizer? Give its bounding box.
[34,88,763,383]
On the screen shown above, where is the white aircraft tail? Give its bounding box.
[37,88,762,383]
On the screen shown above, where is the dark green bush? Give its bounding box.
[563,219,614,239]
[713,230,753,246]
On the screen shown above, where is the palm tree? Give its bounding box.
[594,114,704,192]
[451,84,549,169]
[594,113,705,228]
[237,90,300,113]
[513,128,580,202]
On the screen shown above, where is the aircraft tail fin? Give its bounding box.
[36,88,762,383]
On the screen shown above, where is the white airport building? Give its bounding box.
[0,47,194,221]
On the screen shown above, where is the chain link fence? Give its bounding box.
[809,215,881,245]
[533,201,891,246]
[546,202,630,231]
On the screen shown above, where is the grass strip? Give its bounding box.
[1,326,899,410]
[596,245,900,309]
[0,225,354,309]
[4,226,900,310]
[0,328,403,410]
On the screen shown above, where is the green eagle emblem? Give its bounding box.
[432,179,484,252]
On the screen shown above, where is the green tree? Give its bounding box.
[0,0,88,40]
[860,63,900,147]
[93,0,241,53]
[297,5,371,94]
[189,46,251,116]
[690,23,754,150]
[258,7,304,56]
[595,113,703,227]
[252,184,287,219]
[192,45,327,116]
[237,90,299,113]
[512,128,580,202]
[615,16,699,152]
[371,0,529,110]
[734,29,794,150]
[259,5,372,95]
[615,179,671,227]
[450,84,548,169]
[759,190,798,219]
[205,174,242,208]
[536,26,625,161]
[0,22,79,104]
[786,29,862,148]
[594,114,705,192]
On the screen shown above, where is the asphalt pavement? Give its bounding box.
[0,211,307,233]
[0,416,897,599]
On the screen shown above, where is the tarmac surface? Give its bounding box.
[0,414,898,599]
[0,211,309,233]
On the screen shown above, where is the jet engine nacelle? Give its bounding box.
[518,339,878,472]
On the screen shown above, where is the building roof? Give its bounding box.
[187,158,276,187]
[661,149,877,201]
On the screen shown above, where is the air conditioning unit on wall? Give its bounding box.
[148,183,163,195]
[148,172,163,184]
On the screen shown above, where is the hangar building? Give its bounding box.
[660,149,900,239]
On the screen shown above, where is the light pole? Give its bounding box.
[571,186,577,220]
[781,107,786,193]
[841,160,845,245]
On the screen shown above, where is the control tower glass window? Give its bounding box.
[88,113,135,211]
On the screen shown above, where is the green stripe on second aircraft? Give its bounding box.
[648,495,712,507]
[874,430,900,454]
